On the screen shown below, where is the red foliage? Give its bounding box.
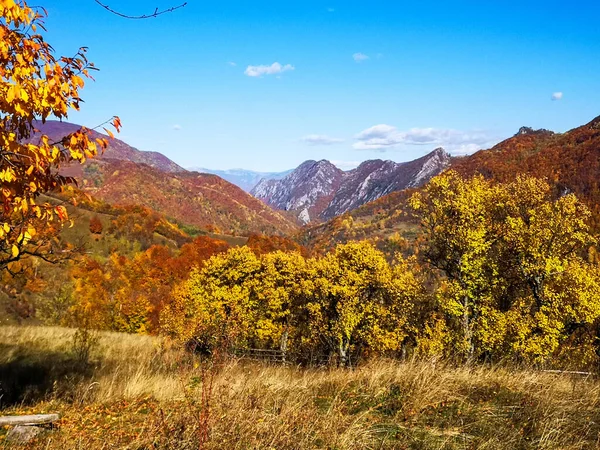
[246,234,308,256]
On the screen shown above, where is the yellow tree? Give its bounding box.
[251,250,306,357]
[303,241,417,366]
[0,0,120,269]
[412,171,600,363]
[161,247,263,352]
[161,247,308,355]
[501,176,595,310]
[497,177,599,362]
[410,171,500,357]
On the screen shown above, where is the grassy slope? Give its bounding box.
[1,326,599,449]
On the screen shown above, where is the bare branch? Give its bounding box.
[93,1,187,19]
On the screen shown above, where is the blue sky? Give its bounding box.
[40,0,600,171]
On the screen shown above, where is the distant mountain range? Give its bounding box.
[189,168,293,192]
[251,148,451,223]
[36,116,600,239]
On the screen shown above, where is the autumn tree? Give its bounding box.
[0,0,119,270]
[69,236,230,332]
[161,247,264,352]
[410,172,500,357]
[161,241,425,364]
[302,241,420,366]
[412,171,600,363]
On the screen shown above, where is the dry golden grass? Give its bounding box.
[1,326,600,449]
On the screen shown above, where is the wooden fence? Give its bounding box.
[233,348,287,363]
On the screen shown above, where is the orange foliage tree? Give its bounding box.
[0,0,119,269]
[70,236,230,332]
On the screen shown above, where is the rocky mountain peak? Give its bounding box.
[514,126,554,138]
[252,148,450,223]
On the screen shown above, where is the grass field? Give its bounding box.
[1,326,599,449]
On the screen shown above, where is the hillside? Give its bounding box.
[451,116,600,229]
[63,159,299,236]
[252,149,450,223]
[300,115,600,251]
[29,121,299,236]
[30,120,185,173]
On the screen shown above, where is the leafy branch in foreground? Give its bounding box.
[0,0,120,271]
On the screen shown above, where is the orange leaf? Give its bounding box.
[103,127,114,139]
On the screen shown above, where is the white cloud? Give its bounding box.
[551,92,563,101]
[331,160,360,170]
[301,134,345,146]
[244,62,295,77]
[354,124,496,155]
[227,61,237,67]
[172,124,182,131]
[353,52,369,62]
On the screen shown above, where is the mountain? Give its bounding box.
[32,121,298,236]
[252,160,344,224]
[61,158,299,237]
[321,148,450,219]
[251,148,451,223]
[190,168,293,192]
[299,115,600,251]
[30,120,185,173]
[451,115,600,229]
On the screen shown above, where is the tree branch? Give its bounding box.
[93,1,187,19]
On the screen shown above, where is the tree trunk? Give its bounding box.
[279,329,288,363]
[339,339,350,367]
[462,295,474,359]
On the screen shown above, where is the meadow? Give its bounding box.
[1,326,599,449]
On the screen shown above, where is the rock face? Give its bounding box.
[251,148,451,223]
[251,160,344,224]
[514,126,555,138]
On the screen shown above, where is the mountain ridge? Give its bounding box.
[299,115,600,251]
[251,149,451,223]
[34,121,299,236]
[30,120,186,173]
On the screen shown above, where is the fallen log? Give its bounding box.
[0,414,60,427]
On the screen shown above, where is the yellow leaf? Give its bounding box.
[11,245,19,258]
[6,85,16,103]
